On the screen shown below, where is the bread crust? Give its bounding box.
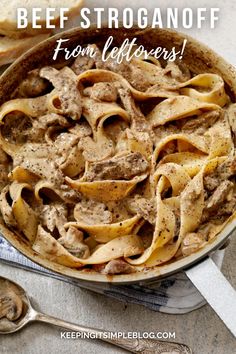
[0,33,50,65]
[0,0,83,38]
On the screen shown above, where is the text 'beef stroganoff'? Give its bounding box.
[0,44,235,275]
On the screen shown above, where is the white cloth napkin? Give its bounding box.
[0,234,225,314]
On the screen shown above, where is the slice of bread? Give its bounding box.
[0,0,83,38]
[0,33,50,65]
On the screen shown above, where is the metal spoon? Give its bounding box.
[0,276,192,354]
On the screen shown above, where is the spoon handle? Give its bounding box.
[33,311,192,353]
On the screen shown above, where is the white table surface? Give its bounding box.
[1,0,236,353]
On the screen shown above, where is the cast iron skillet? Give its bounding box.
[0,26,236,336]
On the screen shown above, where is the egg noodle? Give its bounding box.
[0,45,235,275]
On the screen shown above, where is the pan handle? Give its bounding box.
[185,257,236,337]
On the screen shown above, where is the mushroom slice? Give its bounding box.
[0,288,23,321]
[58,226,90,259]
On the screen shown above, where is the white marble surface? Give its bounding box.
[1,0,236,353]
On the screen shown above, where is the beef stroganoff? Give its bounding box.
[0,45,235,275]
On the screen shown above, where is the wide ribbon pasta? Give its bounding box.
[0,50,235,275]
[147,96,220,127]
[65,215,140,243]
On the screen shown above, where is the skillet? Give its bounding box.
[0,25,236,336]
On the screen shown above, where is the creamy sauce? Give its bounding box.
[0,46,235,273]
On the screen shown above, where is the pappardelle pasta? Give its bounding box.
[0,44,235,275]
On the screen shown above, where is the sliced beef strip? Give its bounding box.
[74,200,112,225]
[58,226,90,259]
[39,203,68,238]
[124,64,152,92]
[40,66,82,120]
[202,179,235,223]
[204,156,236,191]
[106,200,133,222]
[203,176,219,191]
[118,87,149,132]
[103,259,135,275]
[202,193,236,223]
[181,110,221,134]
[182,181,202,210]
[215,156,236,180]
[83,82,117,102]
[127,196,156,225]
[216,194,236,215]
[181,232,206,256]
[205,180,234,211]
[226,104,236,143]
[84,152,149,182]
